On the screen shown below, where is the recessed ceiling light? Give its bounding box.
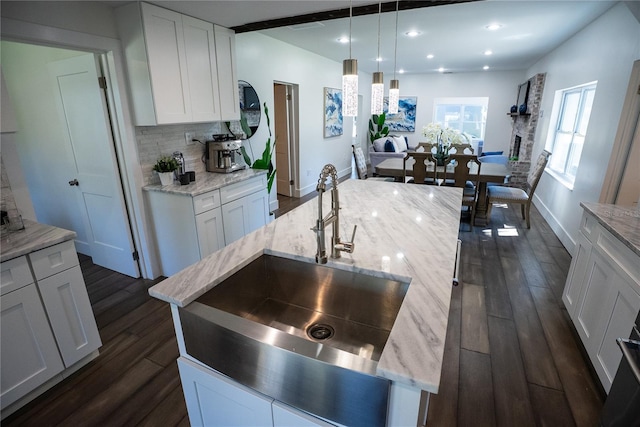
[375,57,382,62]
[485,23,502,31]
[484,50,493,56]
[483,65,490,70]
[399,69,405,74]
[438,67,445,73]
[405,30,421,37]
[337,37,350,44]
[426,54,434,59]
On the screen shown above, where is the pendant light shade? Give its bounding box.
[342,59,358,117]
[388,79,400,114]
[371,72,384,115]
[371,2,384,115]
[342,1,358,117]
[388,0,400,114]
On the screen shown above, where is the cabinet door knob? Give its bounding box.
[68,179,79,186]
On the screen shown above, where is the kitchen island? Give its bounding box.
[149,179,463,426]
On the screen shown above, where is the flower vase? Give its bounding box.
[158,171,175,186]
[434,143,449,166]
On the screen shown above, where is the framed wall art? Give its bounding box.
[323,87,343,138]
[384,96,417,132]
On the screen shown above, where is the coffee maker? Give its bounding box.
[204,135,246,173]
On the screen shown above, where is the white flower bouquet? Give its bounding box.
[421,123,469,163]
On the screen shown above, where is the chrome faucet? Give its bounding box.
[311,164,357,264]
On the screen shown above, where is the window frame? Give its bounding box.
[432,97,489,140]
[545,82,597,189]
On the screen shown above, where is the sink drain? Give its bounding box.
[307,323,335,341]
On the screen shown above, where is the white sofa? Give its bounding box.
[369,135,416,174]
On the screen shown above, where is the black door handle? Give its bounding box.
[68,179,79,186]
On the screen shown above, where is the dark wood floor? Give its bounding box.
[4,191,604,426]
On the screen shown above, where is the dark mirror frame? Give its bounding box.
[239,80,261,135]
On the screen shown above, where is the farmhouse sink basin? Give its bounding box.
[179,254,410,426]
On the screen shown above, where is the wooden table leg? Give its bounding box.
[474,182,490,225]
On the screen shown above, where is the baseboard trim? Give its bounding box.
[297,166,352,199]
[532,195,576,256]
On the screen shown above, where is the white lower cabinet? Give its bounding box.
[177,357,335,427]
[195,207,225,259]
[221,189,269,244]
[0,284,65,410]
[178,357,273,427]
[0,240,101,413]
[562,211,640,392]
[146,174,269,276]
[37,265,102,367]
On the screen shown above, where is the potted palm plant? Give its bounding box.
[153,156,178,186]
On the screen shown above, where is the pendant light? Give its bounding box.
[342,0,358,117]
[371,2,384,115]
[388,0,400,114]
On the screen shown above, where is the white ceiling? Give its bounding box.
[122,1,617,74]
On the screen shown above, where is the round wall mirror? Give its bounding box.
[239,80,261,136]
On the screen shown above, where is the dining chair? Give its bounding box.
[443,154,482,230]
[352,145,394,181]
[449,143,475,155]
[403,151,438,185]
[416,142,437,154]
[486,150,551,229]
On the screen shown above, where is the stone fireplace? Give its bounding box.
[508,73,546,189]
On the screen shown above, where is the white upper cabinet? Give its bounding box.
[116,2,238,125]
[214,25,240,121]
[183,15,221,122]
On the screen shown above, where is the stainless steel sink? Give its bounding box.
[179,254,409,427]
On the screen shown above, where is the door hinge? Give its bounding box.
[132,251,139,261]
[98,76,107,90]
[286,94,292,101]
[289,179,294,185]
[637,84,640,95]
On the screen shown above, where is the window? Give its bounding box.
[433,97,488,139]
[546,83,596,187]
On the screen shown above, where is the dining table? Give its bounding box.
[374,156,511,225]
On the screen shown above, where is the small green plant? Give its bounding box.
[153,156,178,173]
[241,102,276,194]
[368,112,389,143]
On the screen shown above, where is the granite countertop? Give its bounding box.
[142,168,267,197]
[0,219,77,263]
[149,179,462,392]
[581,202,640,257]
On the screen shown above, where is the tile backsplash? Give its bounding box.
[1,156,18,213]
[136,122,225,185]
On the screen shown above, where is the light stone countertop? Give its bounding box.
[142,168,267,197]
[0,219,76,262]
[149,179,463,392]
[580,202,640,256]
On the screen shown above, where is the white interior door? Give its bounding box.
[48,54,139,277]
[274,83,292,197]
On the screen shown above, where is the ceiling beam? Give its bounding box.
[231,0,479,33]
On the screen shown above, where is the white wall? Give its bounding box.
[235,32,364,197]
[1,1,119,39]
[528,2,640,252]
[395,71,524,153]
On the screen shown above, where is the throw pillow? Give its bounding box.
[393,135,408,152]
[384,139,396,152]
[373,137,387,153]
